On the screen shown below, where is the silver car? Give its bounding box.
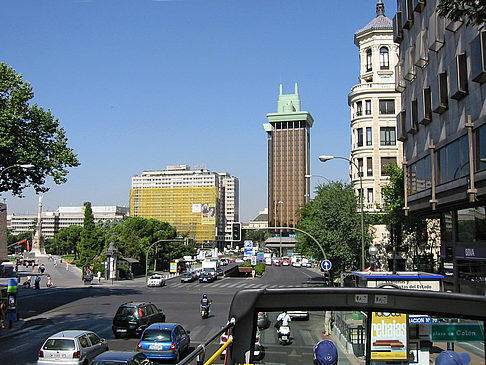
[37,330,108,365]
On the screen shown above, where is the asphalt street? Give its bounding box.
[0,258,328,365]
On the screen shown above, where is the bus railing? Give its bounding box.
[177,317,235,365]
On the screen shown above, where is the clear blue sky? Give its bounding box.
[2,0,396,222]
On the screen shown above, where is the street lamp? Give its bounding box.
[368,245,378,271]
[318,155,365,271]
[0,164,35,177]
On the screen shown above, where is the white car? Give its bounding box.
[37,330,108,365]
[147,274,165,287]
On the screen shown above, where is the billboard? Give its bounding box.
[370,312,407,360]
[201,203,216,224]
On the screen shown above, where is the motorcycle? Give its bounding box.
[277,325,291,345]
[200,305,210,319]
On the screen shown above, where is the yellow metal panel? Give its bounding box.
[129,186,218,243]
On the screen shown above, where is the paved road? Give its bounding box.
[0,260,327,364]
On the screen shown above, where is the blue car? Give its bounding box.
[137,323,190,362]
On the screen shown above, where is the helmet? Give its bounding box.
[203,294,207,299]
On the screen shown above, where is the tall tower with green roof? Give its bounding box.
[263,83,314,234]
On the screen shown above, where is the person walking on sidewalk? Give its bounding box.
[34,275,41,290]
[0,300,7,328]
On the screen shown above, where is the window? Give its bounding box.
[379,99,395,115]
[365,100,372,115]
[356,101,363,116]
[471,31,486,83]
[367,188,374,203]
[366,49,372,72]
[402,0,414,29]
[433,72,448,114]
[421,87,432,125]
[450,53,468,100]
[367,157,373,176]
[358,158,363,177]
[410,99,419,134]
[366,127,372,146]
[380,47,389,69]
[393,11,403,43]
[380,127,396,146]
[381,157,397,175]
[357,128,363,147]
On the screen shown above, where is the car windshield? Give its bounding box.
[150,275,161,279]
[251,310,485,364]
[115,307,136,318]
[43,339,76,351]
[142,329,172,341]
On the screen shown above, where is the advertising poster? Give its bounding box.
[170,262,177,273]
[244,240,253,257]
[371,312,408,360]
[192,204,201,213]
[201,203,216,224]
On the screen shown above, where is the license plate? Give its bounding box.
[282,336,287,340]
[117,329,127,332]
[149,343,164,350]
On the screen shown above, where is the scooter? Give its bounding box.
[277,325,291,345]
[200,305,210,319]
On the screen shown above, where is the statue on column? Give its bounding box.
[31,196,45,255]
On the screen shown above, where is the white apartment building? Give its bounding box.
[8,205,129,239]
[349,0,403,243]
[219,172,240,245]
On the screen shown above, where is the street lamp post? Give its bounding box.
[0,164,35,178]
[319,155,365,271]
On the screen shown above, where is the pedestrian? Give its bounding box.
[0,300,7,328]
[46,274,53,288]
[435,350,471,365]
[313,339,338,365]
[39,264,45,274]
[34,275,41,290]
[324,311,332,336]
[97,271,101,284]
[53,258,57,266]
[66,262,69,271]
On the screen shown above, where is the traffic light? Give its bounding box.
[232,222,241,241]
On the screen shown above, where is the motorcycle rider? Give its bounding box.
[276,310,291,327]
[200,294,211,313]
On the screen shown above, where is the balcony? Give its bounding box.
[350,83,396,94]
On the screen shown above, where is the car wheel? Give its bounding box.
[114,332,121,339]
[174,351,180,363]
[162,315,166,322]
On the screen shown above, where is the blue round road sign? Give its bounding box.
[321,260,332,271]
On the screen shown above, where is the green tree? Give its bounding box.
[0,62,80,196]
[437,0,486,26]
[78,202,105,265]
[109,216,178,269]
[380,164,437,271]
[296,181,373,275]
[50,225,83,257]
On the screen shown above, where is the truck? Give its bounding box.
[202,260,219,277]
[21,252,36,267]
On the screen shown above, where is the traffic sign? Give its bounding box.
[321,260,332,271]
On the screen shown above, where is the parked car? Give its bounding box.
[288,311,309,320]
[112,302,166,338]
[273,260,281,266]
[37,330,108,365]
[220,258,229,266]
[93,351,153,365]
[137,323,190,363]
[257,312,270,329]
[180,272,197,283]
[147,274,165,287]
[199,272,215,283]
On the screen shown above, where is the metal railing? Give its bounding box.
[178,318,235,365]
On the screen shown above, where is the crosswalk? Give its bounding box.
[166,278,313,290]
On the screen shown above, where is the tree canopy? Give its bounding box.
[437,0,486,26]
[296,181,373,274]
[0,62,79,196]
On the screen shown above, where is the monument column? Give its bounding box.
[31,196,45,255]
